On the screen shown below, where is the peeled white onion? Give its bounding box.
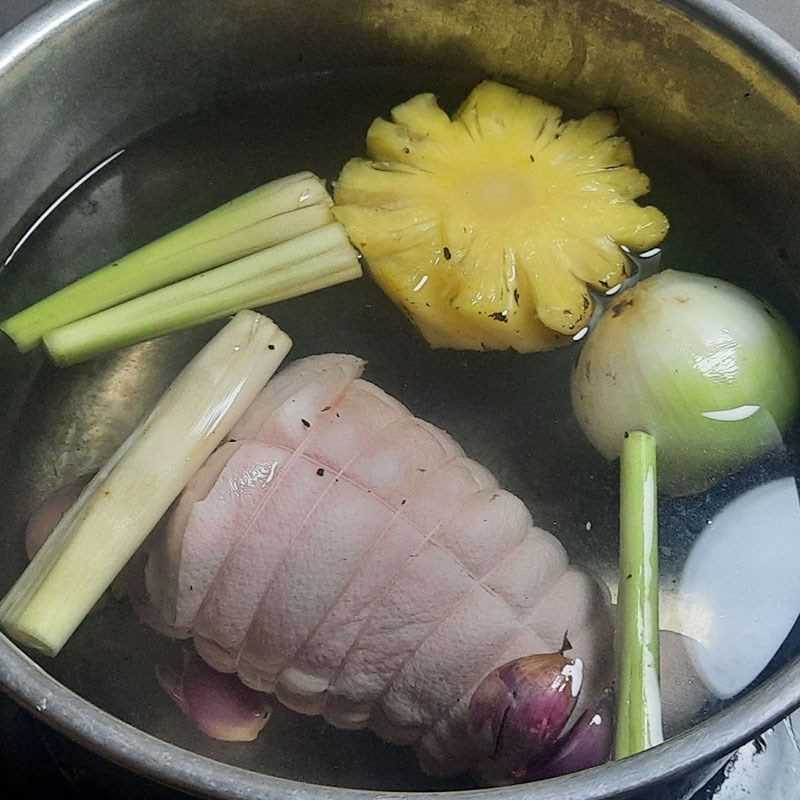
[571,270,800,495]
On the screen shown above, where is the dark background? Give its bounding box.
[0,0,798,798]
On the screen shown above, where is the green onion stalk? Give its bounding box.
[615,431,662,758]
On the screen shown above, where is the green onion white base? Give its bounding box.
[615,431,664,759]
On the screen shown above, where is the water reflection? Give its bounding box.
[678,477,800,698]
[2,149,125,270]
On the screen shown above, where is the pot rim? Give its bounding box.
[1,1,799,798]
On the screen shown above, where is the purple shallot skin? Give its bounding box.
[468,651,584,771]
[157,650,272,742]
[518,687,615,781]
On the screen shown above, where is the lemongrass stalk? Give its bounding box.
[43,223,361,365]
[615,431,663,759]
[2,172,331,352]
[0,311,291,656]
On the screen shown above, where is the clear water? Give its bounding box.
[0,68,799,790]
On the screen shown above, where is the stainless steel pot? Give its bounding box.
[1,1,800,798]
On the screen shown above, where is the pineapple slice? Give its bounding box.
[334,81,669,352]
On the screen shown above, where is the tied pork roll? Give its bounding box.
[136,353,614,776]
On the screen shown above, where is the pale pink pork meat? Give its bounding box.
[23,473,93,560]
[135,353,615,776]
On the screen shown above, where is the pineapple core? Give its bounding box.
[334,81,669,353]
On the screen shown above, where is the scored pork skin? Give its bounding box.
[138,353,613,775]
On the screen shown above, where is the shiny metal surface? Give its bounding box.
[1,1,800,798]
[697,713,800,800]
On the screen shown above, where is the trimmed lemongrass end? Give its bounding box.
[0,311,291,656]
[468,652,583,771]
[615,431,663,759]
[1,172,331,352]
[43,222,361,366]
[157,651,272,742]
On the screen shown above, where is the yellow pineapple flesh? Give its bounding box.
[334,81,669,352]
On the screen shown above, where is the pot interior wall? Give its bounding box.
[0,0,799,792]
